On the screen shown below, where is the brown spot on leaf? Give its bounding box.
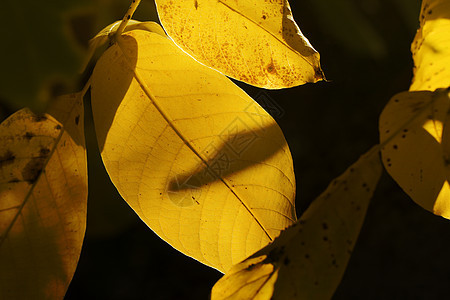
[75,115,80,125]
[22,157,47,184]
[267,246,285,262]
[24,132,34,140]
[0,151,15,168]
[33,114,47,122]
[40,148,51,156]
[267,62,275,74]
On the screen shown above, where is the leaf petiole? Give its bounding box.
[116,0,142,37]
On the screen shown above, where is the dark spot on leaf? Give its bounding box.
[55,124,62,130]
[332,259,338,267]
[24,132,34,140]
[323,236,328,241]
[262,15,267,20]
[8,178,20,183]
[305,254,310,259]
[194,0,198,9]
[428,9,432,14]
[33,114,47,122]
[0,151,15,168]
[394,98,399,103]
[362,183,367,188]
[393,144,398,150]
[75,115,80,125]
[40,148,51,156]
[283,257,290,266]
[267,62,275,74]
[314,281,319,286]
[267,246,285,262]
[322,222,328,230]
[22,157,46,184]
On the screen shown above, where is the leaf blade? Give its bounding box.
[0,93,88,298]
[154,0,324,89]
[379,89,450,219]
[91,24,296,272]
[410,0,450,91]
[212,147,382,299]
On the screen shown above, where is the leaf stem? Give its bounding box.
[116,0,141,37]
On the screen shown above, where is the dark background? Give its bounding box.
[3,0,450,299]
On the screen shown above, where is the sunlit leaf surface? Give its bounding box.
[154,0,324,89]
[212,147,382,299]
[380,89,450,219]
[410,0,450,91]
[90,23,296,272]
[0,93,87,298]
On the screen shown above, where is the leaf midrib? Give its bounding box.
[216,0,314,68]
[0,116,65,249]
[116,34,273,243]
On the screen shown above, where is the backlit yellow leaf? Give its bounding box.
[379,89,450,219]
[211,147,382,300]
[90,23,296,273]
[154,0,325,89]
[410,0,450,91]
[0,93,87,298]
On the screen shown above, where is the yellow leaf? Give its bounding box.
[154,0,325,89]
[211,147,382,300]
[90,23,296,272]
[379,89,450,219]
[0,93,87,298]
[410,0,450,91]
[82,19,167,72]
